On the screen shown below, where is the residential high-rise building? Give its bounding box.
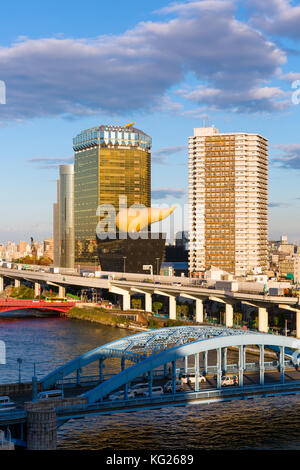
[73,124,151,266]
[188,126,268,276]
[53,181,60,267]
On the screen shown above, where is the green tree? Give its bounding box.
[152,301,163,314]
[131,298,142,310]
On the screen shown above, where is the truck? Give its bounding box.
[49,267,60,274]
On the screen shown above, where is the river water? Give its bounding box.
[1,315,300,450]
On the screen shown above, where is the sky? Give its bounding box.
[0,0,300,243]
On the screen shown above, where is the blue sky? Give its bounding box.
[0,0,300,243]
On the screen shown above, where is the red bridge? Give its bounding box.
[0,299,76,315]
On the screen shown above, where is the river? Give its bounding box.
[1,315,300,450]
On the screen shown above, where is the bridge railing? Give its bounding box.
[55,380,300,418]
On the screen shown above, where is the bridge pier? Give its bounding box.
[225,303,234,328]
[0,275,3,292]
[145,293,152,313]
[34,282,41,298]
[297,311,300,339]
[25,403,57,450]
[169,296,176,320]
[58,285,65,298]
[258,307,268,333]
[14,279,21,288]
[195,299,204,323]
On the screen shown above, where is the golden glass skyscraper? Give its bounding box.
[73,124,151,266]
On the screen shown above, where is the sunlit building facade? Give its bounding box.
[73,125,151,266]
[188,126,268,276]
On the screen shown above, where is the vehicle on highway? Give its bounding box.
[164,380,183,393]
[108,390,135,401]
[180,372,206,384]
[0,396,16,412]
[221,375,239,387]
[130,382,150,396]
[38,390,64,400]
[172,282,181,286]
[142,386,164,397]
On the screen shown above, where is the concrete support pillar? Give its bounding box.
[239,345,244,387]
[169,296,176,320]
[217,348,222,390]
[14,279,20,288]
[258,307,268,333]
[145,293,152,313]
[296,310,300,339]
[259,345,264,386]
[34,282,40,298]
[122,292,131,311]
[58,285,65,298]
[25,403,57,450]
[225,303,234,328]
[0,276,4,292]
[195,299,204,323]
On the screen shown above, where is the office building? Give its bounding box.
[73,124,151,266]
[188,126,268,276]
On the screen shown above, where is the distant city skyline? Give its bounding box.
[0,0,300,242]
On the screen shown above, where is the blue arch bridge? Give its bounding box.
[2,326,300,448]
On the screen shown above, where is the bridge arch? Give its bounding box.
[82,332,300,403]
[41,325,251,389]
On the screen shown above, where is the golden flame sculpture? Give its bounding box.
[116,206,176,233]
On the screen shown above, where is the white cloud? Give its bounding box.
[0,0,287,122]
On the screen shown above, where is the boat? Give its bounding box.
[0,396,16,412]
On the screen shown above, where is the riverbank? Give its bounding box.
[66,305,191,331]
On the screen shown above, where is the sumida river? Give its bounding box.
[1,315,300,450]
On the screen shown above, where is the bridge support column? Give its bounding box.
[25,403,57,450]
[258,307,268,333]
[217,348,222,390]
[0,276,3,292]
[121,357,125,372]
[145,293,152,313]
[203,351,208,376]
[34,282,41,298]
[14,279,20,288]
[280,346,285,384]
[239,345,244,387]
[194,353,199,392]
[58,285,65,298]
[225,303,234,328]
[122,292,131,311]
[296,311,300,339]
[195,299,204,323]
[222,348,227,374]
[259,345,264,386]
[169,296,176,320]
